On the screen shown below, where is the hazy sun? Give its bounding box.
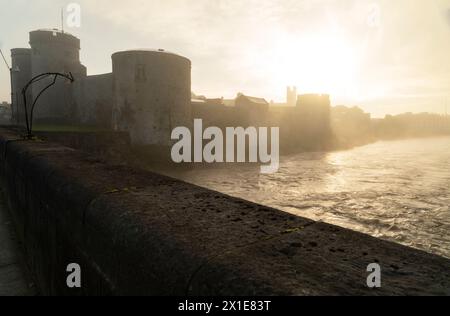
[265,32,361,101]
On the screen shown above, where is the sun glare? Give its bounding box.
[265,32,361,100]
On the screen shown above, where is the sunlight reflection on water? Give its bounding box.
[160,137,450,258]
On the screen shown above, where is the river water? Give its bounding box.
[160,137,450,259]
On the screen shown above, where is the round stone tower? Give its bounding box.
[28,29,86,124]
[111,49,192,146]
[11,48,32,126]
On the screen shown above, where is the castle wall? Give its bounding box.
[112,50,191,146]
[10,48,32,126]
[29,30,86,125]
[76,73,113,127]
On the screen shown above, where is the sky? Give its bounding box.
[0,0,449,118]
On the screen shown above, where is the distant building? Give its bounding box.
[290,93,331,149]
[331,105,372,147]
[222,99,236,107]
[190,89,341,152]
[235,94,269,111]
[297,93,330,109]
[286,86,297,107]
[205,98,225,106]
[235,94,269,126]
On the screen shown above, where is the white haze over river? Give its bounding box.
[160,137,450,259]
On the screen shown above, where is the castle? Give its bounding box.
[11,29,191,147]
[10,29,333,152]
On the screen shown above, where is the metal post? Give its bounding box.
[21,72,74,138]
[9,68,18,125]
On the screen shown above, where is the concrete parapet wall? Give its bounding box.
[34,130,130,163]
[0,127,449,295]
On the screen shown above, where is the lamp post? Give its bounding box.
[21,72,74,139]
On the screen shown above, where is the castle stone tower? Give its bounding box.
[10,48,32,126]
[112,49,192,146]
[28,29,86,124]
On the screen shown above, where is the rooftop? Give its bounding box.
[29,29,80,47]
[112,49,191,62]
[237,94,269,105]
[31,28,76,37]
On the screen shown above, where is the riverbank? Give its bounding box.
[0,127,449,295]
[159,136,450,260]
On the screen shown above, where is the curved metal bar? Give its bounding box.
[21,72,74,138]
[29,75,58,134]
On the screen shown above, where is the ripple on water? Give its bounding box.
[160,137,450,259]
